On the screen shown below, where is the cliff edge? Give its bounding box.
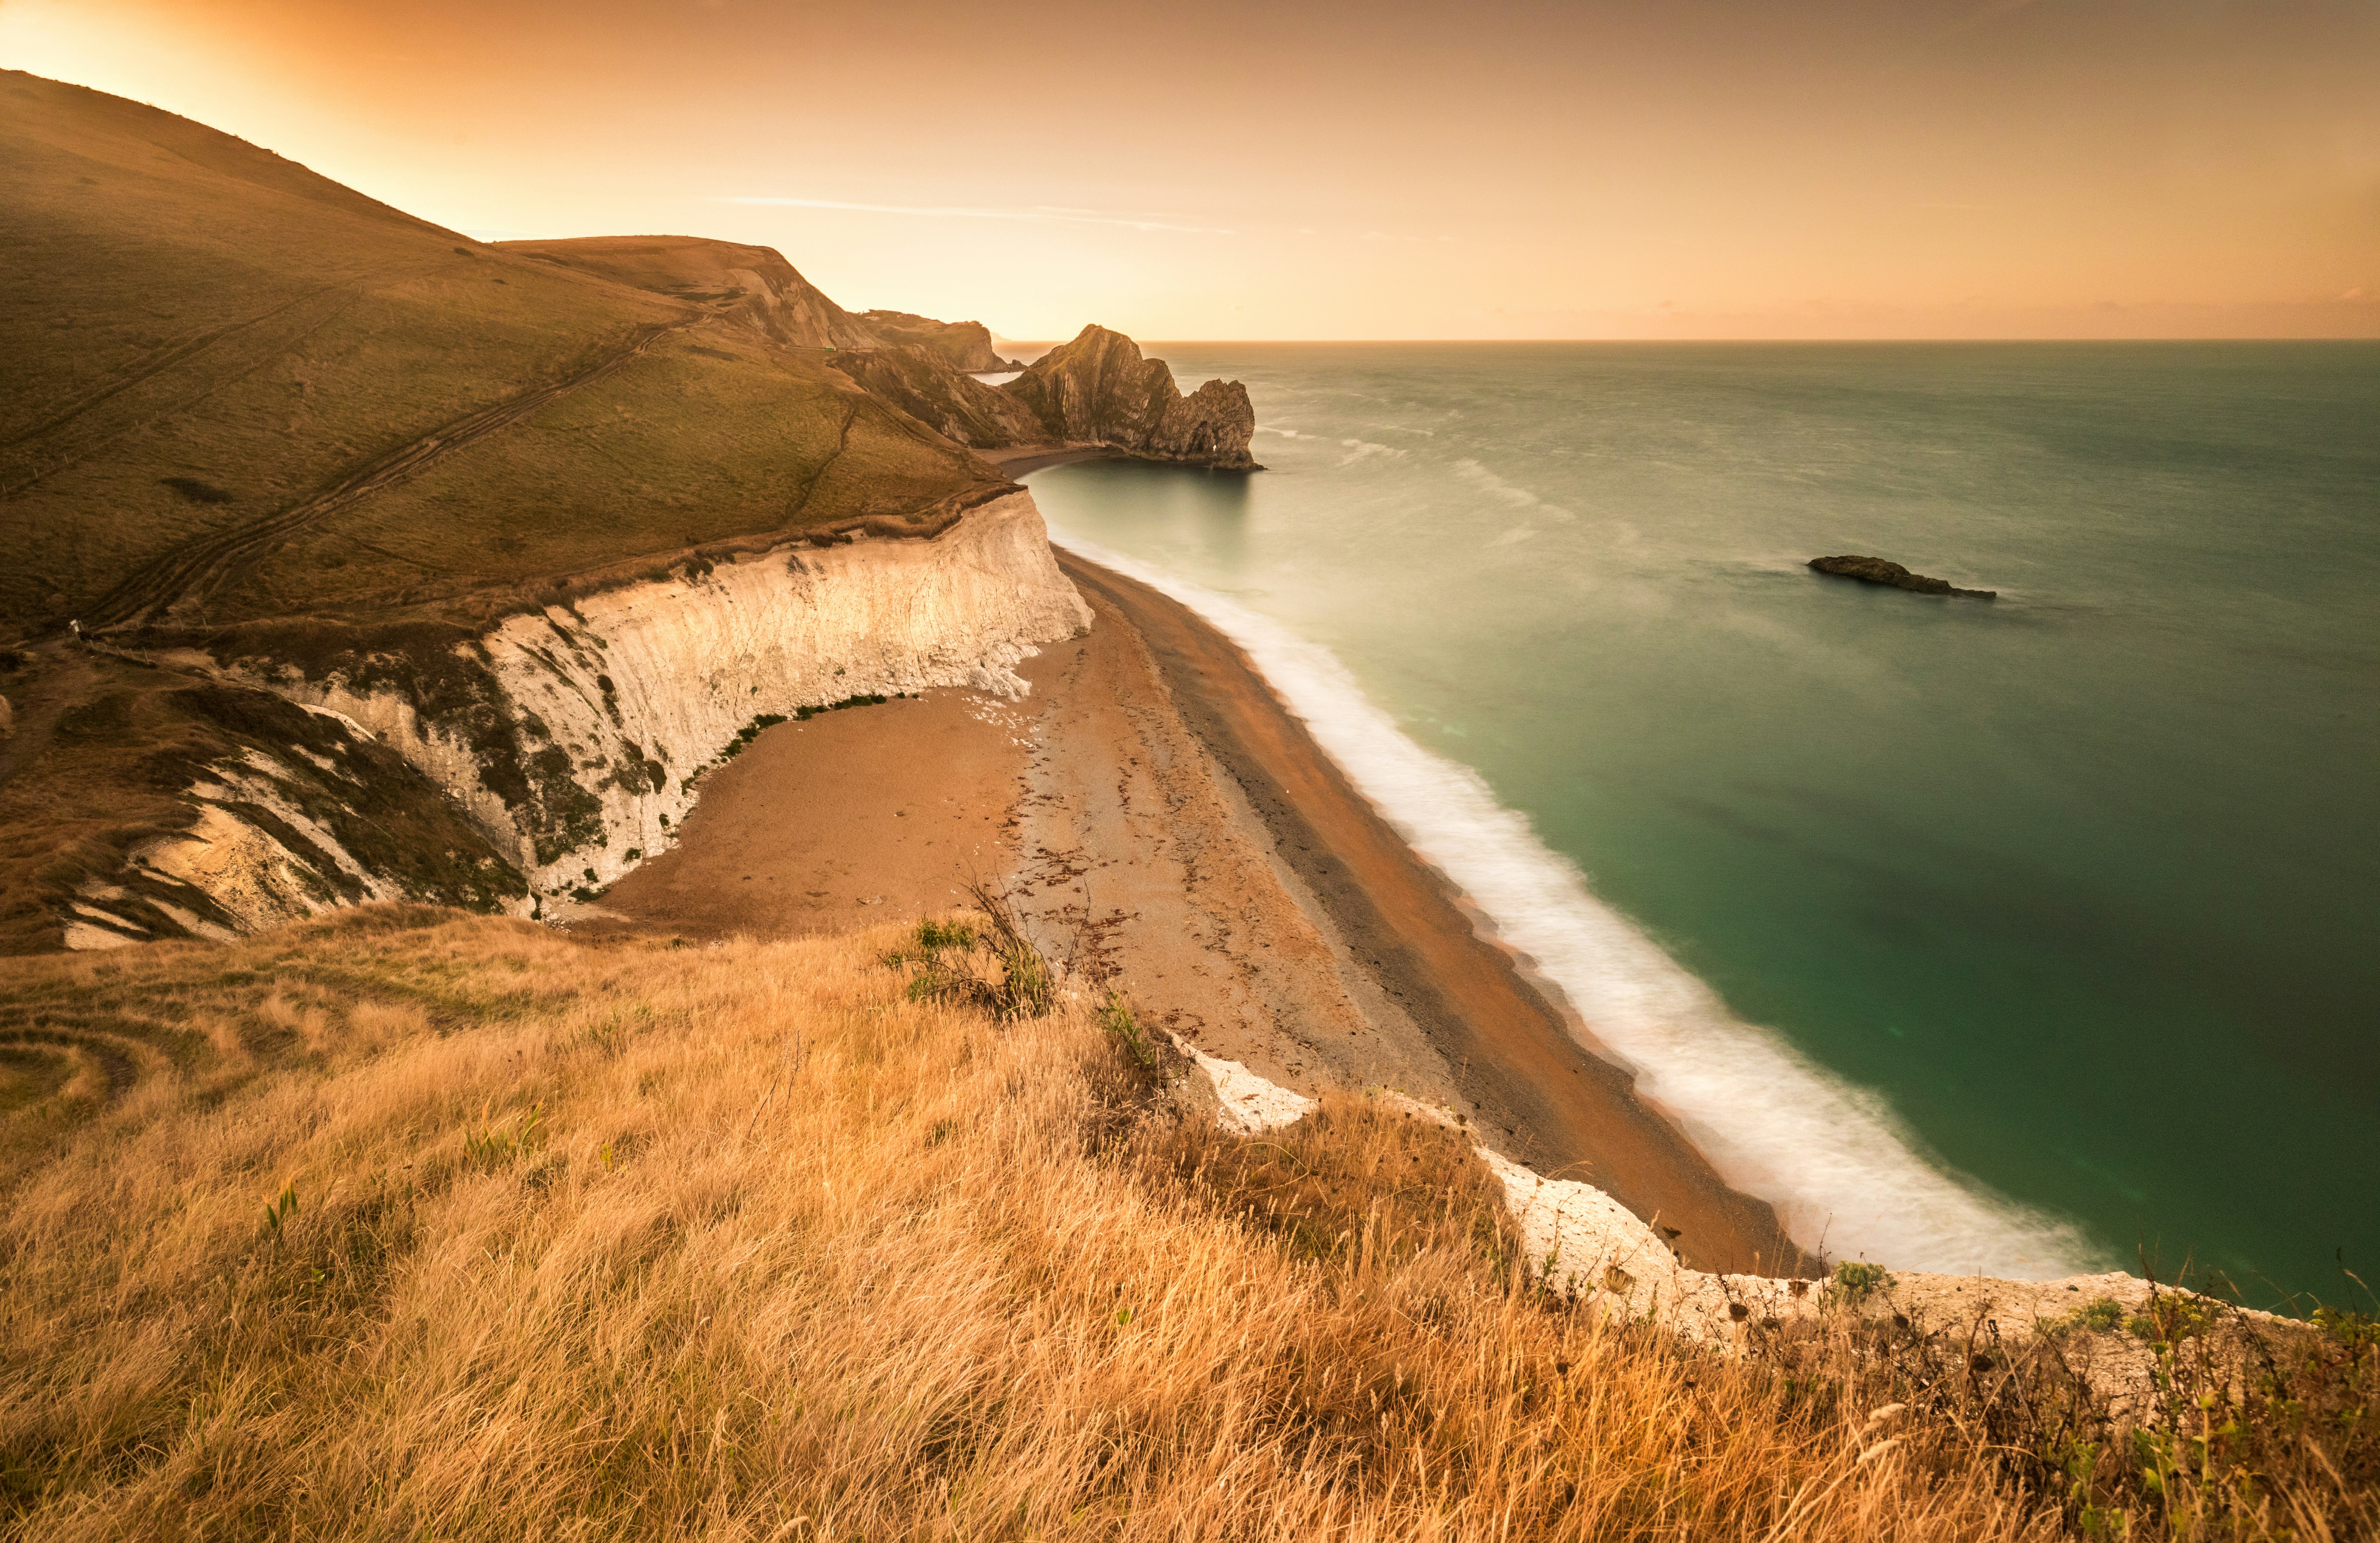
[855,310,1020,372]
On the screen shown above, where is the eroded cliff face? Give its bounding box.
[827,347,1049,449]
[233,492,1088,905]
[854,311,1019,371]
[1004,325,1173,445]
[52,682,526,951]
[1004,325,1261,470]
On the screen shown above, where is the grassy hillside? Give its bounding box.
[0,71,1002,639]
[0,906,2369,1537]
[0,70,1024,954]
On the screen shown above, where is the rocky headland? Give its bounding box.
[826,324,1262,471]
[1005,325,1262,470]
[825,346,1051,450]
[1808,554,1997,599]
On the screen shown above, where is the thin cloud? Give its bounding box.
[1937,0,2048,38]
[718,197,1232,235]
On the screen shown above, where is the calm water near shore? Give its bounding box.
[1024,341,2379,1303]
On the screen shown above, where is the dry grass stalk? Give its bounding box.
[0,905,2369,1539]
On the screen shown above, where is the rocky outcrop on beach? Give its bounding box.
[827,346,1048,449]
[1808,555,1996,599]
[855,310,1020,371]
[1004,325,1262,470]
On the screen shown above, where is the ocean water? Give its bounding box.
[1021,342,2380,1304]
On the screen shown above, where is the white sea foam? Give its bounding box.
[1338,438,1405,466]
[1454,458,1576,521]
[1053,533,2102,1280]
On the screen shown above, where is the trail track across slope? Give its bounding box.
[84,318,695,630]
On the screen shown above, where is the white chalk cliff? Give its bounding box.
[67,492,1095,942]
[295,490,1087,899]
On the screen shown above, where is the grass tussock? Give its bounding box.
[879,884,1055,1022]
[0,905,2372,1539]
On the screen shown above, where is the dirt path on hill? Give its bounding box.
[83,318,695,631]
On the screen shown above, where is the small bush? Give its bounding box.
[2070,1297,2126,1333]
[2126,1293,2215,1346]
[1099,990,1157,1073]
[1830,1259,1892,1304]
[884,888,1053,1021]
[915,919,975,951]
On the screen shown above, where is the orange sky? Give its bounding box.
[6,0,2376,338]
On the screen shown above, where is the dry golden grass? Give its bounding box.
[0,907,2370,1539]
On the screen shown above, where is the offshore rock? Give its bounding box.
[1808,555,1996,599]
[1004,325,1261,470]
[827,346,1047,449]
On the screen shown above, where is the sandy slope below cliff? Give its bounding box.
[577,689,1032,940]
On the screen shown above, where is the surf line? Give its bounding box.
[1047,532,2097,1281]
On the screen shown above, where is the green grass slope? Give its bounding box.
[0,70,1004,639]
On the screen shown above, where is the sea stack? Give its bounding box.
[1807,554,1996,599]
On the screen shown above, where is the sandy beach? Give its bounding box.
[587,527,1804,1277]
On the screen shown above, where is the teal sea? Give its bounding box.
[1020,342,2379,1305]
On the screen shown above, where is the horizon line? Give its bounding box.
[1002,335,2380,346]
